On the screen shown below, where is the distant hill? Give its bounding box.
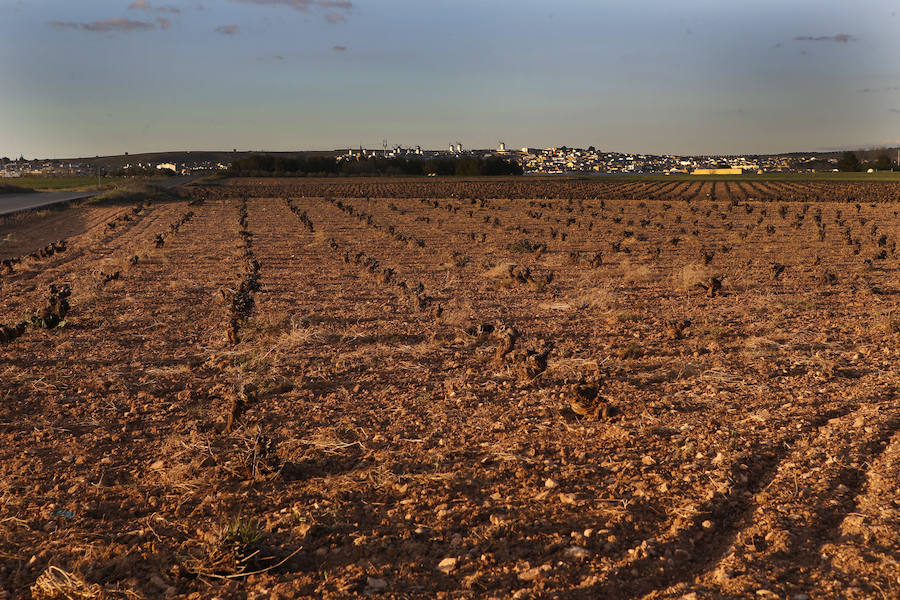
[36,146,900,171]
[57,150,345,169]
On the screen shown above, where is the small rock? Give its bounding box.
[558,493,578,505]
[518,563,551,582]
[437,557,457,573]
[701,520,715,530]
[366,577,387,591]
[641,455,656,466]
[563,546,591,559]
[544,478,558,489]
[583,528,595,538]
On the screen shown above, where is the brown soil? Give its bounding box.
[1,178,898,600]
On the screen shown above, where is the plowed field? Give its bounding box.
[2,178,899,599]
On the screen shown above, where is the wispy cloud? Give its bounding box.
[233,0,352,22]
[794,33,855,43]
[156,17,171,30]
[858,86,900,93]
[235,0,351,10]
[332,45,346,51]
[48,21,80,30]
[215,24,239,35]
[49,18,156,32]
[890,108,900,114]
[129,1,181,13]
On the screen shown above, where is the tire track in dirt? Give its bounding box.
[631,402,900,600]
[0,201,149,283]
[0,203,123,260]
[0,198,215,376]
[0,200,187,317]
[818,427,900,596]
[563,401,870,599]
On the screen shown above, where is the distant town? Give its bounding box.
[1,143,897,178]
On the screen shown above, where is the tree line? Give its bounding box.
[227,154,523,177]
[837,150,897,172]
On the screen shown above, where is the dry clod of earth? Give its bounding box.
[465,321,495,338]
[664,318,692,340]
[696,275,723,297]
[819,270,838,286]
[522,341,554,380]
[493,323,519,362]
[771,261,786,280]
[0,319,28,344]
[566,375,616,420]
[225,382,256,433]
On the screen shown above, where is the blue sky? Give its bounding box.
[1,0,898,158]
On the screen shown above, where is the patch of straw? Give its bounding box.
[31,566,103,600]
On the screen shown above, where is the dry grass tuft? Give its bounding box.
[574,284,615,311]
[879,312,900,335]
[673,262,714,290]
[620,259,655,283]
[438,300,475,327]
[484,261,517,279]
[89,182,180,206]
[742,336,783,357]
[31,566,104,600]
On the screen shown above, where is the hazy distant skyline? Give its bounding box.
[1,0,899,159]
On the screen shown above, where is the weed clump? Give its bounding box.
[188,518,266,578]
[508,238,546,254]
[31,284,71,329]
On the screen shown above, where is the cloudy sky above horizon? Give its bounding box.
[1,0,899,159]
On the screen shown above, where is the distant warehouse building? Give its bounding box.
[691,168,745,175]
